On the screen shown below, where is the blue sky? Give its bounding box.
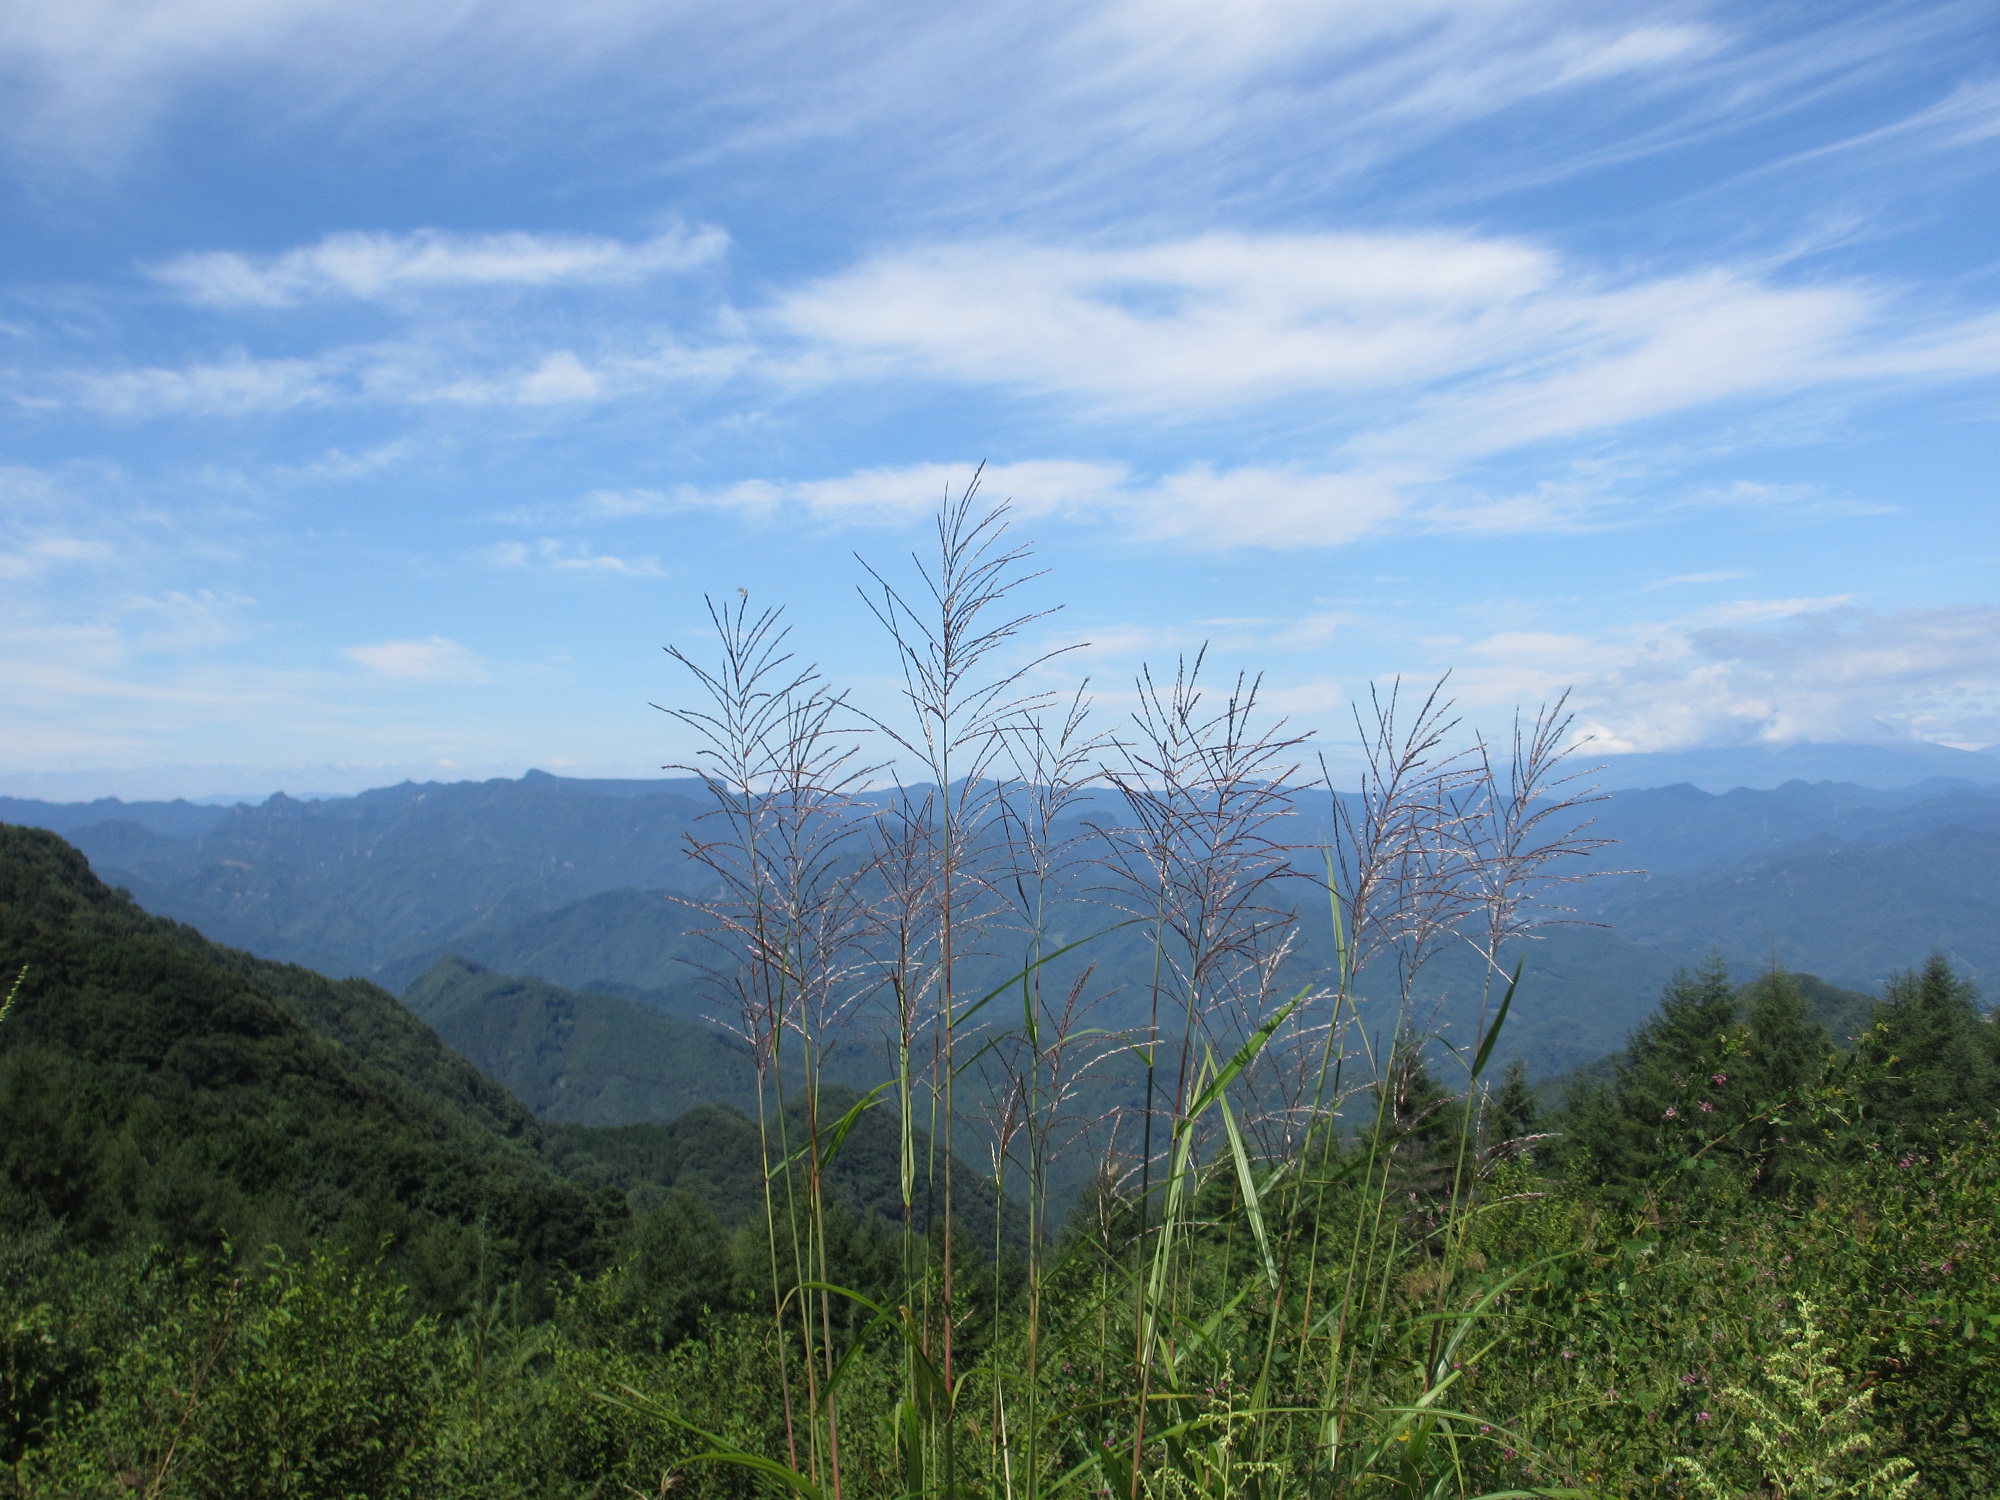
[2,0,1998,798]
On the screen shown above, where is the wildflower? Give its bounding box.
[1711,1073,1727,1085]
[1479,1425,1491,1435]
[1663,1106,1678,1119]
[1898,1155,1916,1169]
[1698,1100,1713,1114]
[1696,1410,1711,1423]
[1503,1448,1515,1460]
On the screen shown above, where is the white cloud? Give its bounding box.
[605,458,1411,547]
[343,635,489,682]
[62,341,712,417]
[153,225,726,308]
[1651,569,1753,588]
[0,534,113,578]
[0,0,1736,181]
[777,233,1962,464]
[775,232,1560,413]
[1138,466,1404,547]
[74,352,342,417]
[62,220,2000,467]
[1456,601,2000,753]
[587,460,1130,524]
[482,538,662,576]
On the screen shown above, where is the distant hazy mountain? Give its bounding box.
[378,886,711,1005]
[10,771,716,979]
[1583,777,2000,876]
[10,759,2000,1092]
[1588,740,2000,793]
[1588,825,2000,989]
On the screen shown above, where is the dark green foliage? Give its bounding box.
[1563,960,1746,1183]
[551,1087,1029,1253]
[19,1249,440,1500]
[1483,1057,1538,1157]
[0,826,618,1314]
[1859,952,2000,1130]
[589,1193,735,1354]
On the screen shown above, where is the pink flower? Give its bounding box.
[1699,1100,1714,1114]
[1711,1074,1727,1086]
[1696,1411,1711,1423]
[1663,1106,1678,1119]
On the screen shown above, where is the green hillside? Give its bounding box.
[0,825,618,1311]
[550,1087,1029,1252]
[403,955,765,1124]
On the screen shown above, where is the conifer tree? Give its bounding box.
[1563,960,1741,1185]
[1860,953,1998,1132]
[1735,969,1831,1188]
[1483,1058,1539,1162]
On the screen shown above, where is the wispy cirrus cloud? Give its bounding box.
[152,225,726,308]
[62,338,743,417]
[482,538,663,576]
[775,232,1990,458]
[579,458,1406,547]
[54,217,2000,496]
[0,534,113,578]
[343,635,488,683]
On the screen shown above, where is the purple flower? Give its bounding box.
[1696,1411,1711,1423]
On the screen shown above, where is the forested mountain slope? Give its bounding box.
[402,955,765,1124]
[0,825,619,1311]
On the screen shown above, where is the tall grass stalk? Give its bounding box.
[647,494,1605,1500]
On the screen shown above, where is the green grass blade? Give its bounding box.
[1214,1064,1279,1291]
[1468,958,1523,1083]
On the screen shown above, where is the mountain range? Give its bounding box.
[5,747,1999,1103]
